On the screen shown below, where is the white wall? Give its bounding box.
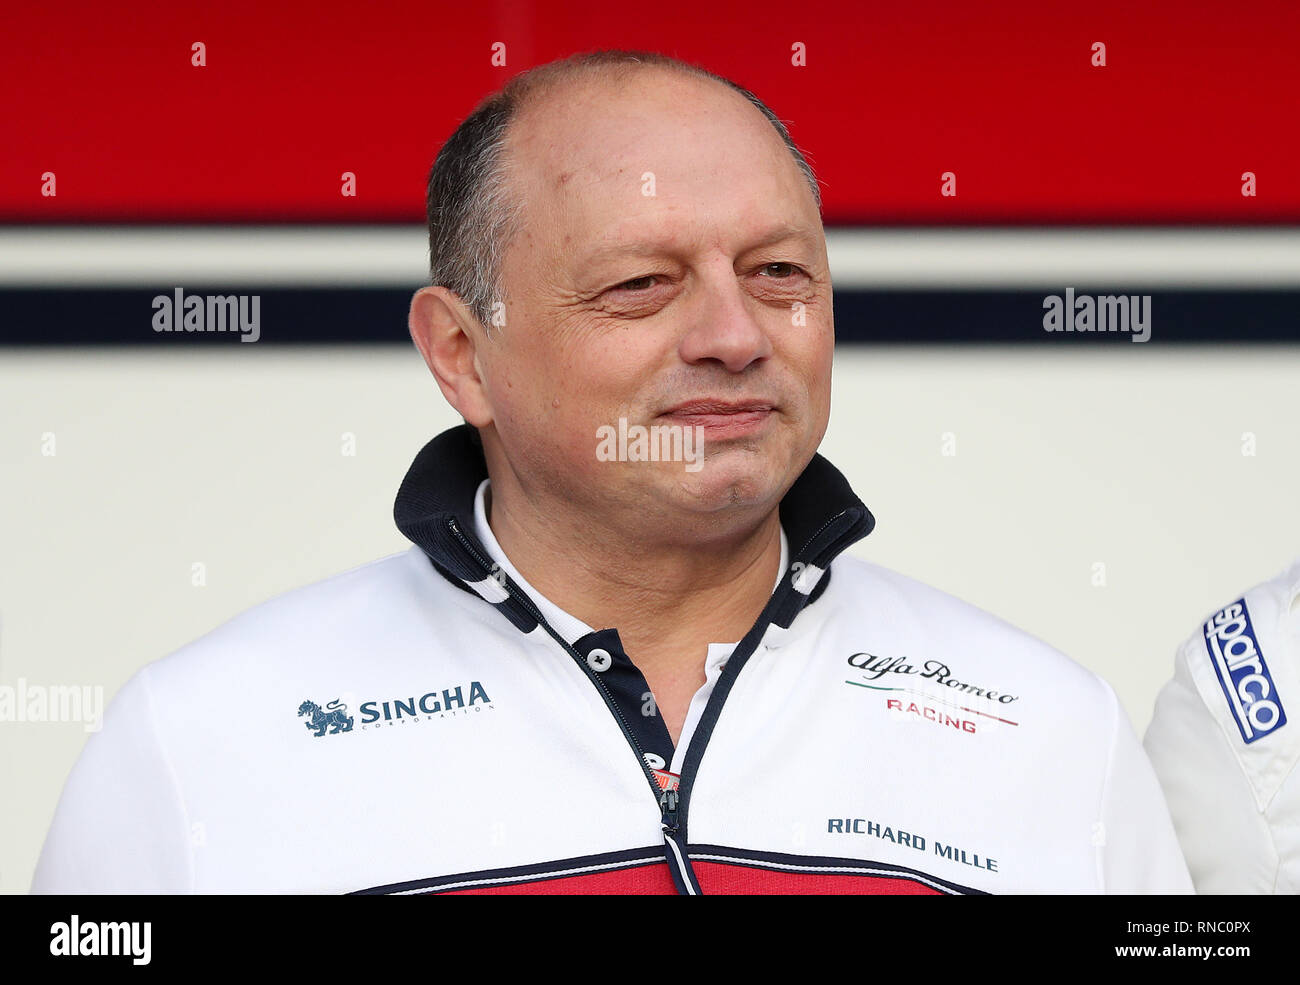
[2,343,1298,892]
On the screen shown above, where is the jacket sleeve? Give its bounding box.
[29,667,195,893]
[1098,679,1195,893]
[1143,643,1280,893]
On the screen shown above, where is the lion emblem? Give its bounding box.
[298,698,355,737]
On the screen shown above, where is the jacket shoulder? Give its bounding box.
[1174,559,1300,671]
[1162,558,1300,796]
[144,547,480,692]
[825,554,1110,700]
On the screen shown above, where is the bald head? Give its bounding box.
[425,50,822,332]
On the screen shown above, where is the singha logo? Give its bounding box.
[298,698,355,737]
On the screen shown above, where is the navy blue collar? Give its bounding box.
[393,424,875,633]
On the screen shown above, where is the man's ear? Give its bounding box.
[408,286,494,427]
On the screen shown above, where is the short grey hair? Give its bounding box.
[425,49,823,334]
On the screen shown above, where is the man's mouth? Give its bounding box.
[659,400,775,435]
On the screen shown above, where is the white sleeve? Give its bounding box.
[29,666,195,893]
[1098,680,1195,893]
[1143,646,1279,893]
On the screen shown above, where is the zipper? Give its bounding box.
[446,519,697,881]
[658,788,697,895]
[449,508,859,896]
[665,509,857,855]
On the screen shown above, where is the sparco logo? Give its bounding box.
[847,653,1019,704]
[1204,599,1286,743]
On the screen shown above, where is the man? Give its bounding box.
[1145,558,1300,893]
[32,50,1191,894]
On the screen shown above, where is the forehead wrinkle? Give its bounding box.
[576,221,823,268]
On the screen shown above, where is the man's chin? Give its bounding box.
[665,450,791,513]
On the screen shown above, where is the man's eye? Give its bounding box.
[613,275,658,292]
[758,262,803,278]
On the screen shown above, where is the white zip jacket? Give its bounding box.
[32,425,1192,894]
[1144,558,1300,893]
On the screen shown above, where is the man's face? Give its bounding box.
[478,69,833,536]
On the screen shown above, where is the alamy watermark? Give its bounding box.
[50,915,151,965]
[0,678,103,731]
[596,418,705,472]
[1043,288,1151,342]
[152,287,261,342]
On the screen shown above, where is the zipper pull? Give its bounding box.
[659,787,680,832]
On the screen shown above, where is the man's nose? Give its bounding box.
[676,267,775,373]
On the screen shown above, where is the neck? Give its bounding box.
[485,479,783,673]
